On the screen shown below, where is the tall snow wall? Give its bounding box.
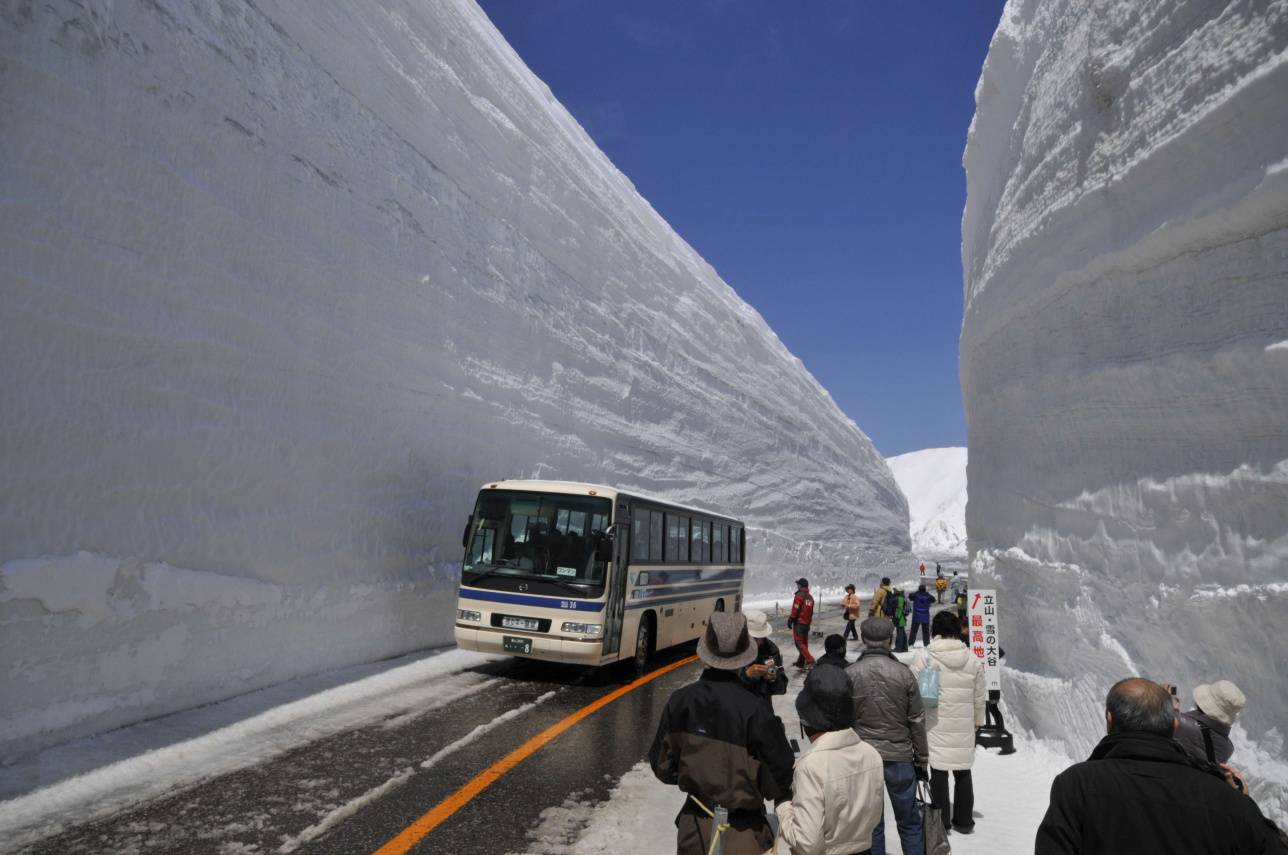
[0,0,908,755]
[962,0,1288,812]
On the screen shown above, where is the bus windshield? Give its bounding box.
[462,490,612,596]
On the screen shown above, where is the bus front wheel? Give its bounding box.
[634,615,654,676]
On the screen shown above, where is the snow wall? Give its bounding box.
[0,0,909,756]
[962,0,1288,815]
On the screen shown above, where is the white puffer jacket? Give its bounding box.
[775,729,885,855]
[910,638,985,770]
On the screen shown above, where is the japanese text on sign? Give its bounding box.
[968,588,1002,692]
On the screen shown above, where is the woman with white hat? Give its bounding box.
[1175,680,1246,764]
[740,609,788,712]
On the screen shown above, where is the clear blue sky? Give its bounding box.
[478,1,1006,456]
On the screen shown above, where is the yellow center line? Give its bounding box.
[372,654,700,855]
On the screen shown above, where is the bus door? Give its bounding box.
[601,502,629,657]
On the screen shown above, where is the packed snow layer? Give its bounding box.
[0,0,907,754]
[886,447,968,557]
[961,0,1288,801]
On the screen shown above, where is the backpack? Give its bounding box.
[881,589,896,617]
[917,660,940,707]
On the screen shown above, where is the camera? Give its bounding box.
[765,661,779,680]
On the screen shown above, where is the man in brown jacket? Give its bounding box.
[845,617,929,855]
[650,611,796,855]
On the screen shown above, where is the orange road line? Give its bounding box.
[372,654,700,855]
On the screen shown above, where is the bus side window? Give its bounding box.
[649,510,663,561]
[632,512,649,561]
[713,524,724,563]
[669,515,689,563]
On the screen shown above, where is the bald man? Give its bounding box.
[1036,678,1287,854]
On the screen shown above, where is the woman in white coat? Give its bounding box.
[910,609,985,835]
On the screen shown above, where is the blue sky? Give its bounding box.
[478,1,1006,456]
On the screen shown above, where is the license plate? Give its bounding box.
[501,616,539,631]
[503,635,532,654]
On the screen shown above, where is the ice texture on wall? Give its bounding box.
[961,0,1288,813]
[0,0,907,754]
[886,447,967,558]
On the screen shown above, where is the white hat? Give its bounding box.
[1194,680,1246,726]
[744,609,772,639]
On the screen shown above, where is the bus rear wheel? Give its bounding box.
[714,598,726,612]
[634,615,653,676]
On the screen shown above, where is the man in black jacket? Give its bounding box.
[650,611,796,855]
[1036,677,1287,855]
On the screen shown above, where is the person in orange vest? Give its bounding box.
[788,577,815,669]
[841,584,861,641]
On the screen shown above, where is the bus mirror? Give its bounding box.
[595,529,614,562]
[461,514,474,550]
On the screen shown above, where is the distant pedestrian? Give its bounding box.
[1035,678,1288,854]
[788,577,815,669]
[739,609,788,714]
[845,618,929,855]
[934,570,947,604]
[777,664,885,855]
[892,588,909,653]
[869,577,893,618]
[909,585,935,648]
[1174,680,1245,765]
[841,584,861,640]
[919,562,926,578]
[911,610,986,836]
[817,633,849,669]
[650,611,795,855]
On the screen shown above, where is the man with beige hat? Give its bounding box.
[1175,679,1246,765]
[650,611,795,855]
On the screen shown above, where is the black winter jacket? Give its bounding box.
[650,668,795,814]
[1035,731,1288,855]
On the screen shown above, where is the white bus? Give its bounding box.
[453,480,746,670]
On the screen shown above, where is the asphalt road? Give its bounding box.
[19,588,954,854]
[19,645,703,855]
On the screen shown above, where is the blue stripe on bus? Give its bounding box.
[633,567,745,586]
[625,586,743,610]
[458,588,606,612]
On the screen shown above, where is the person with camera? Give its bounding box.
[1172,679,1245,765]
[845,617,928,855]
[740,609,788,713]
[1036,678,1288,854]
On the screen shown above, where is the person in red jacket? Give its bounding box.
[788,577,815,669]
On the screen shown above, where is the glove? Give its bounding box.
[915,765,929,782]
[787,618,795,629]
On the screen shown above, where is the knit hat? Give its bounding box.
[696,612,758,670]
[824,634,846,655]
[744,609,773,639]
[796,664,855,731]
[1194,680,1246,726]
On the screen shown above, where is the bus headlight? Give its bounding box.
[561,621,602,638]
[457,609,482,622]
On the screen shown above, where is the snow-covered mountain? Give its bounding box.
[962,0,1288,810]
[0,1,908,754]
[885,448,967,557]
